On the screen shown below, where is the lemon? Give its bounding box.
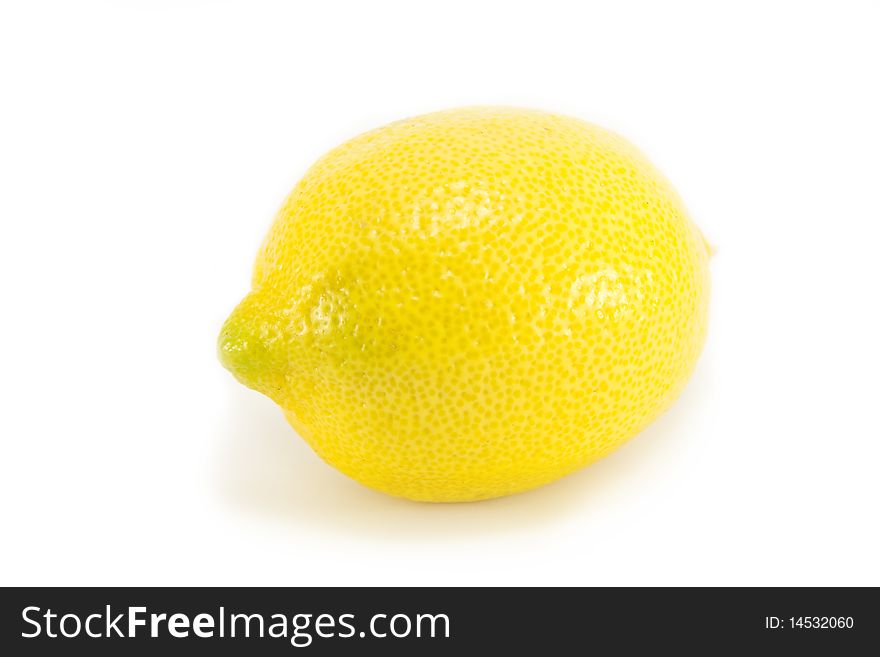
[219,107,710,502]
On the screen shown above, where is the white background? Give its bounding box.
[2,0,878,586]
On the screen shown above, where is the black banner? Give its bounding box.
[1,587,875,654]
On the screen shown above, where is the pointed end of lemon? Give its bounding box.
[218,293,295,408]
[218,294,275,392]
[217,311,254,384]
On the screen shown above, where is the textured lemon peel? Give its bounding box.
[219,107,710,502]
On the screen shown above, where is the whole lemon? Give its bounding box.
[219,107,710,502]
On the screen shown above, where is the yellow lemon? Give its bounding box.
[219,107,710,502]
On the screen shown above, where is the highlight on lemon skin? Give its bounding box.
[218,106,711,503]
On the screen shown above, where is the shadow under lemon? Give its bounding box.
[213,362,712,539]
